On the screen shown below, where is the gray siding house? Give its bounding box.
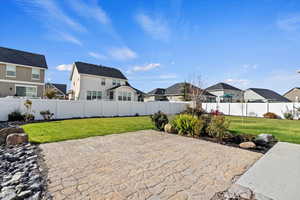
[284,87,300,102]
[0,47,47,98]
[244,88,290,103]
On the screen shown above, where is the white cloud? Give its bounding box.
[133,63,161,72]
[224,78,250,87]
[56,64,73,71]
[277,14,300,31]
[136,13,170,41]
[242,64,258,69]
[19,0,87,33]
[159,74,177,79]
[88,52,107,60]
[67,0,110,25]
[59,32,82,46]
[108,47,137,61]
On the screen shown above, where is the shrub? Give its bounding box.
[150,111,169,131]
[200,114,212,136]
[206,115,230,142]
[181,106,206,118]
[283,112,293,120]
[171,114,204,137]
[40,110,54,120]
[210,110,223,116]
[8,110,24,122]
[24,113,35,121]
[263,112,278,119]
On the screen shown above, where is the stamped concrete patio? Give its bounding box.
[40,130,262,200]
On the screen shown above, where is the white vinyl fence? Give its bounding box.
[0,99,189,121]
[202,102,300,118]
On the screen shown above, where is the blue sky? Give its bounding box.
[1,0,300,93]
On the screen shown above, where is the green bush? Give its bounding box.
[284,112,293,120]
[206,115,230,142]
[8,110,25,122]
[150,111,169,131]
[171,114,204,137]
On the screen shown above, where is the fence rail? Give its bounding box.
[202,102,300,118]
[0,99,189,121]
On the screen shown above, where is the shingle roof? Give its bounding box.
[51,83,67,95]
[74,61,127,80]
[248,88,290,102]
[0,46,47,68]
[165,82,215,96]
[147,88,166,95]
[283,87,300,96]
[206,82,241,91]
[108,82,145,94]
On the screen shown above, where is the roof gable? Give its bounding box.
[74,61,127,80]
[283,87,300,96]
[248,88,290,102]
[147,88,166,95]
[206,82,241,91]
[0,46,47,69]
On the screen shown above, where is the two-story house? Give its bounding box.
[0,47,47,98]
[205,82,243,102]
[69,61,144,101]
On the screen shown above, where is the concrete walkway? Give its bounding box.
[40,130,261,200]
[237,142,300,200]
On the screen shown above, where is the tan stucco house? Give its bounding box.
[0,47,47,98]
[69,61,144,101]
[284,87,300,102]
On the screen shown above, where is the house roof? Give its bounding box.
[147,88,166,95]
[74,61,127,80]
[248,88,290,102]
[108,82,145,95]
[0,46,47,69]
[283,87,300,96]
[206,82,242,91]
[47,83,67,96]
[165,82,215,96]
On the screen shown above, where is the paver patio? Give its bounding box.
[40,130,262,200]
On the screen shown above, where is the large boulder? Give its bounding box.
[6,133,28,146]
[164,123,176,133]
[254,134,276,146]
[239,141,256,149]
[0,127,24,145]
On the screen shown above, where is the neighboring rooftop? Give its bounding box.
[248,88,290,102]
[109,82,144,94]
[0,46,47,68]
[147,88,166,95]
[283,87,300,96]
[74,61,127,80]
[47,83,67,95]
[165,82,215,96]
[206,82,242,91]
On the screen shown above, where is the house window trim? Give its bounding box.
[32,68,40,80]
[15,84,38,97]
[6,65,16,78]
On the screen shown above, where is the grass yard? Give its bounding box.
[227,116,300,144]
[22,116,154,143]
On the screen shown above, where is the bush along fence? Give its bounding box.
[202,102,300,119]
[0,99,189,121]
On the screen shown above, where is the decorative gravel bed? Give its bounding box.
[0,122,50,200]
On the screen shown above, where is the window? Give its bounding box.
[112,80,116,86]
[92,91,97,100]
[128,92,132,101]
[6,65,16,77]
[101,78,105,86]
[32,68,40,79]
[87,91,92,100]
[117,80,121,86]
[15,85,37,97]
[122,92,127,101]
[97,91,102,100]
[118,92,122,101]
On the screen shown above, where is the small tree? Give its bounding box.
[44,88,57,99]
[186,75,206,108]
[181,81,192,101]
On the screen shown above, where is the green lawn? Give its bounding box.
[22,116,154,143]
[227,116,300,144]
[22,115,300,144]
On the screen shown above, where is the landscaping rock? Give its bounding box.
[239,142,256,149]
[164,123,176,133]
[254,134,276,146]
[6,133,28,146]
[0,126,25,146]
